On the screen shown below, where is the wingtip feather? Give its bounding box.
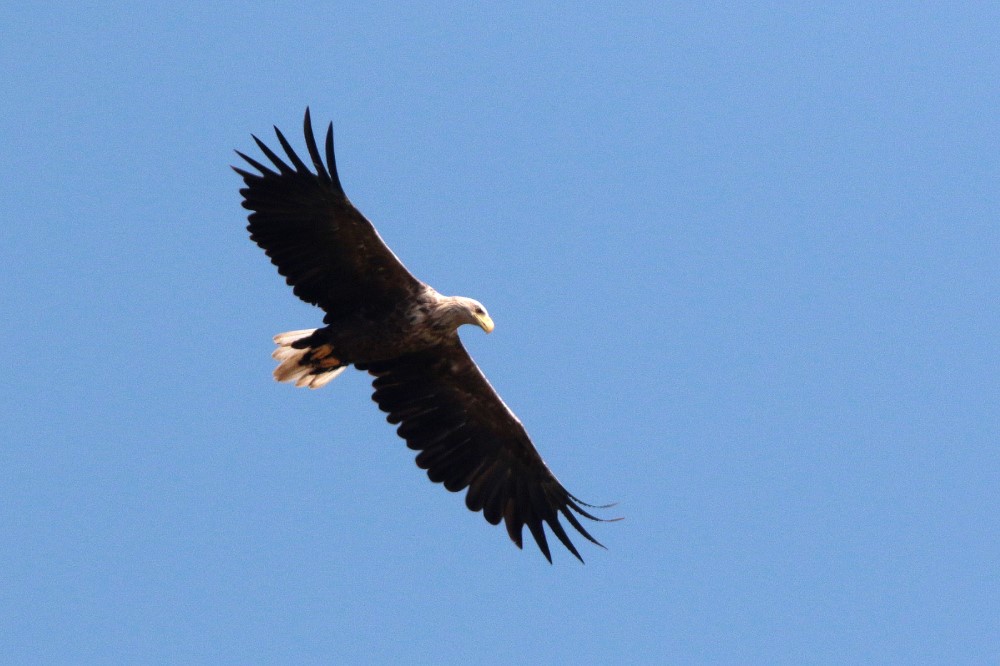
[274,124,309,172]
[302,108,333,185]
[252,134,293,174]
[324,122,344,194]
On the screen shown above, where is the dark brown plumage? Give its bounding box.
[235,109,614,562]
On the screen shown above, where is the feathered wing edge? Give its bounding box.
[359,343,619,563]
[233,108,343,196]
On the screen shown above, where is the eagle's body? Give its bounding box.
[235,110,611,562]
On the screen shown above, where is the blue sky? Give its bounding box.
[2,2,997,663]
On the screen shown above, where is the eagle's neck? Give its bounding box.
[427,294,475,331]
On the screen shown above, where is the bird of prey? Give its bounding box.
[234,110,613,562]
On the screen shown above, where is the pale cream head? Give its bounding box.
[437,296,494,333]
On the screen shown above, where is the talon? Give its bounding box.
[318,355,341,368]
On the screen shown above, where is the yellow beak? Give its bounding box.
[477,313,495,333]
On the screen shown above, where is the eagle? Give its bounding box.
[234,109,613,562]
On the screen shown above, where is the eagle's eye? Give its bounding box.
[474,306,484,315]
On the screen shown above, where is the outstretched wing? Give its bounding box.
[234,109,423,320]
[359,340,613,562]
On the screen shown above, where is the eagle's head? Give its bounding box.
[437,296,494,334]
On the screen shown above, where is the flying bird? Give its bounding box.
[234,109,613,562]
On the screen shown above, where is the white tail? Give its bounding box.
[271,329,346,389]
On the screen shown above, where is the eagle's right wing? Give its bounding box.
[234,109,423,320]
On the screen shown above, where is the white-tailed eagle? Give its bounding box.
[234,110,614,562]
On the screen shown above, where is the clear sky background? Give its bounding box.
[2,3,997,663]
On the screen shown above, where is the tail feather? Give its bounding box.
[271,329,347,389]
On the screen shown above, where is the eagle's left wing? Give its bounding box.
[359,340,614,562]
